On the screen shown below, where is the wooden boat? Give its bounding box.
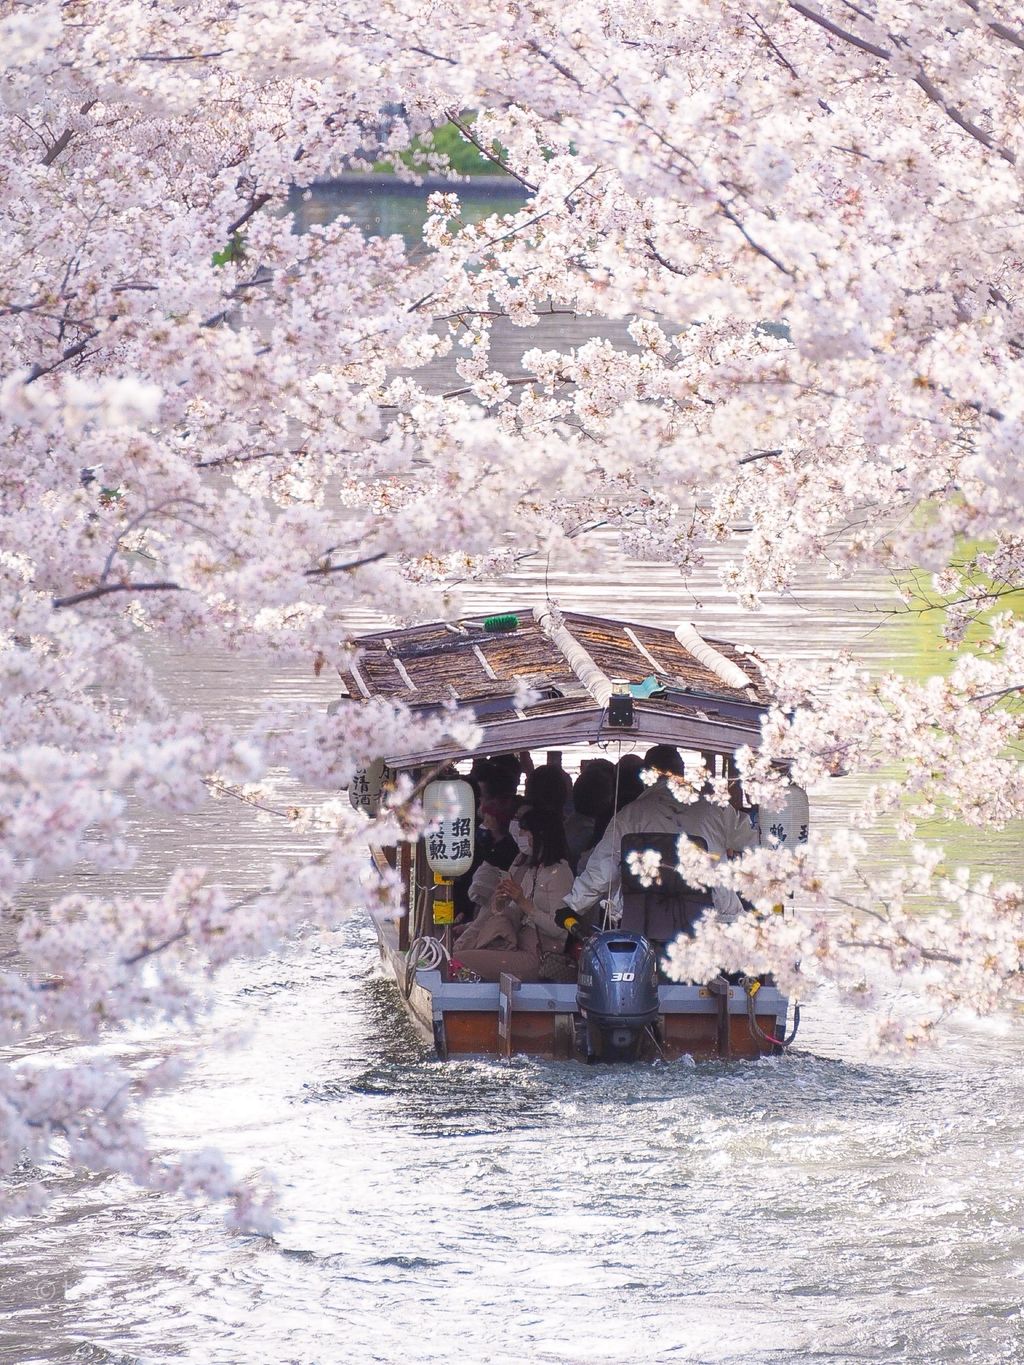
[339,606,796,1062]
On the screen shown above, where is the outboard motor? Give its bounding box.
[575,930,659,1062]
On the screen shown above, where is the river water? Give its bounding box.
[2,183,1023,1365]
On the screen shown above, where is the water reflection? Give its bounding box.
[290,176,526,239]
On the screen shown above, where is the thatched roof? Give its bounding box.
[336,608,770,765]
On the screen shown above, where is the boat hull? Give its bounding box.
[369,906,790,1062]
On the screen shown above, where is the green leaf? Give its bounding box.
[211,233,246,267]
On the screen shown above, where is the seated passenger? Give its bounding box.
[464,794,520,917]
[455,758,524,923]
[561,744,759,928]
[568,759,616,871]
[452,805,574,982]
[615,752,646,809]
[481,753,523,799]
[523,761,572,818]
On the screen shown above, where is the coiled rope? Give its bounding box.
[403,936,449,998]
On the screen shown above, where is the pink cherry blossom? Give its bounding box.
[3,0,1024,1220]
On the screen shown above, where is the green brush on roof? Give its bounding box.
[482,613,519,632]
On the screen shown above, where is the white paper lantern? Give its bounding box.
[760,784,810,847]
[349,758,393,817]
[422,778,475,877]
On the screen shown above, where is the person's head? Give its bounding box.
[616,752,646,808]
[509,803,569,868]
[643,745,686,778]
[490,752,523,782]
[477,758,520,802]
[524,762,571,813]
[479,794,518,837]
[572,759,616,819]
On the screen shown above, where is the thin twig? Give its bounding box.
[136,50,229,63]
[445,110,536,191]
[52,581,181,610]
[304,551,388,579]
[738,448,784,464]
[959,0,1024,53]
[747,11,800,75]
[227,193,272,236]
[25,334,100,384]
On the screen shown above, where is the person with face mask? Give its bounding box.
[461,794,519,919]
[452,804,574,982]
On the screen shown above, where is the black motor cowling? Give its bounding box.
[576,930,659,1062]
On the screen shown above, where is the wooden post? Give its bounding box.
[708,977,732,1059]
[553,1013,576,1059]
[498,972,520,1060]
[398,842,412,950]
[724,753,746,812]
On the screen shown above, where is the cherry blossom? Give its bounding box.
[3,0,1024,1219]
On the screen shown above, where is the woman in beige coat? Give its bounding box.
[453,805,574,982]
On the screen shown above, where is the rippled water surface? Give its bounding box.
[4,924,1023,1365]
[3,184,1023,1365]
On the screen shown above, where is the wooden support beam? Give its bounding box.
[384,638,418,692]
[624,625,671,678]
[498,972,521,1060]
[348,659,373,699]
[472,644,498,680]
[385,705,761,767]
[708,977,732,1059]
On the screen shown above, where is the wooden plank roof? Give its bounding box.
[335,609,771,762]
[340,609,767,705]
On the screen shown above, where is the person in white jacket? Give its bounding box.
[561,745,758,926]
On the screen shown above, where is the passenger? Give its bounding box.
[523,761,572,817]
[467,755,492,784]
[483,752,523,795]
[615,752,646,809]
[452,805,574,982]
[560,744,759,927]
[464,794,520,917]
[453,758,521,923]
[567,758,616,871]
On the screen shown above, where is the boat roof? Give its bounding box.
[337,607,771,765]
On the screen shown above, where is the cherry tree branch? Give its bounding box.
[747,11,800,75]
[969,684,1023,704]
[25,333,100,383]
[738,448,785,464]
[51,580,182,610]
[444,110,536,190]
[304,550,387,578]
[41,102,95,166]
[95,498,205,586]
[787,1,1016,163]
[136,50,230,63]
[226,193,272,236]
[958,0,1024,54]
